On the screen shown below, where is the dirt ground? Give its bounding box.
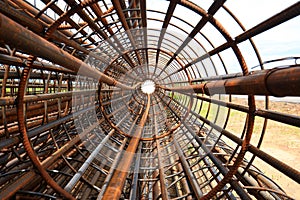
[232,98,300,199]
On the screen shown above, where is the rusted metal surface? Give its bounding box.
[102,94,151,199]
[0,0,299,199]
[0,13,132,90]
[161,66,300,97]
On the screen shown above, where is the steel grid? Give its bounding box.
[0,0,300,199]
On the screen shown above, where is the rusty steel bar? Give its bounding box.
[0,70,73,80]
[173,137,204,199]
[153,105,169,200]
[0,90,94,105]
[1,1,299,199]
[161,66,300,97]
[0,90,95,106]
[160,95,252,199]
[191,94,300,127]
[96,113,131,199]
[0,54,74,74]
[100,124,141,199]
[111,0,144,66]
[17,63,72,200]
[96,138,128,199]
[0,120,99,199]
[2,0,137,78]
[157,0,227,77]
[176,1,300,72]
[0,0,88,56]
[235,2,300,43]
[2,0,99,57]
[101,94,151,199]
[63,0,138,70]
[128,144,142,200]
[63,110,131,193]
[169,95,300,184]
[153,0,178,77]
[140,0,149,71]
[0,13,133,90]
[0,105,96,150]
[0,99,70,125]
[64,129,115,192]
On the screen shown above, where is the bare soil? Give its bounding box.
[232,98,300,199]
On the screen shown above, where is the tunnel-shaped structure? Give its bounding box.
[0,0,300,199]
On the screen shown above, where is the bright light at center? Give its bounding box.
[141,80,155,94]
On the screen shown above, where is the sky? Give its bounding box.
[225,0,299,60]
[28,0,299,64]
[147,0,299,62]
[146,0,299,102]
[26,0,300,101]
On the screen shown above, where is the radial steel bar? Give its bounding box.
[0,0,89,57]
[192,94,300,127]
[64,129,115,192]
[0,0,299,199]
[0,90,95,106]
[0,13,132,90]
[63,111,131,192]
[157,0,226,77]
[11,0,69,32]
[111,0,143,66]
[0,106,96,150]
[0,53,74,74]
[176,1,300,72]
[173,136,204,199]
[235,2,300,43]
[163,71,243,84]
[98,116,140,196]
[0,120,99,199]
[153,0,178,77]
[1,0,136,78]
[160,95,253,199]
[161,66,300,97]
[153,105,169,200]
[96,113,131,199]
[128,144,142,200]
[140,0,149,70]
[170,96,300,184]
[101,94,151,199]
[96,137,128,199]
[63,0,138,70]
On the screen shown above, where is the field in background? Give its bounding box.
[228,97,300,199]
[173,94,300,197]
